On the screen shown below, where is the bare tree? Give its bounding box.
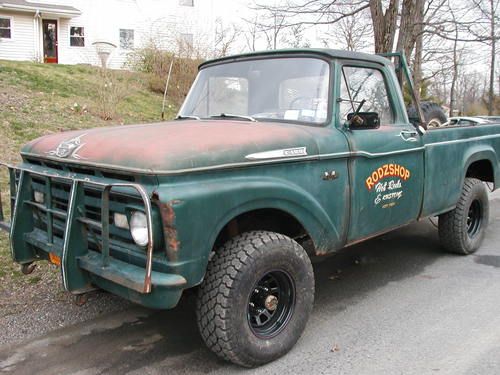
[448,21,460,115]
[251,4,288,49]
[253,0,398,52]
[281,24,311,48]
[469,0,499,115]
[250,0,443,91]
[321,4,372,50]
[248,0,495,115]
[243,16,261,52]
[213,18,241,58]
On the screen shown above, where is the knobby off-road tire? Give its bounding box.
[196,231,314,367]
[407,101,448,128]
[438,178,489,255]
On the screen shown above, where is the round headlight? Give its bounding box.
[130,211,149,246]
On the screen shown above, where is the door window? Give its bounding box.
[43,20,57,63]
[339,66,394,125]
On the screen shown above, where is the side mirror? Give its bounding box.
[347,112,380,130]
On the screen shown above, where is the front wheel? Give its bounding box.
[196,231,314,367]
[438,178,489,254]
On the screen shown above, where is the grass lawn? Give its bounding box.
[0,59,178,289]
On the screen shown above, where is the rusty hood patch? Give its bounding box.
[21,120,321,173]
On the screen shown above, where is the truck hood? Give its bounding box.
[21,120,320,174]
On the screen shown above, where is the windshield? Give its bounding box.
[179,57,330,125]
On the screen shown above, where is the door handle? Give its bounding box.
[399,130,419,142]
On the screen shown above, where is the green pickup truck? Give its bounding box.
[1,49,499,367]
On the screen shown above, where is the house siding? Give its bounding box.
[0,0,216,69]
[0,11,36,61]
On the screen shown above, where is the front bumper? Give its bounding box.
[0,163,186,309]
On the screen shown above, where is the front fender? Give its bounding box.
[154,176,341,286]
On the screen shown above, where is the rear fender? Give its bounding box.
[462,147,498,188]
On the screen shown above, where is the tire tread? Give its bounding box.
[438,178,486,254]
[196,230,311,366]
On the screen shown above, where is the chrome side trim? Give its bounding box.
[246,147,308,160]
[21,146,425,176]
[350,147,424,159]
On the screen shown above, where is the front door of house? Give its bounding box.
[43,20,58,63]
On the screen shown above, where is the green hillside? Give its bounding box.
[0,60,176,290]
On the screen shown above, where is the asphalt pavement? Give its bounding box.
[1,191,500,375]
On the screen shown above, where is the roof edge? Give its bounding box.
[199,48,392,70]
[0,2,81,15]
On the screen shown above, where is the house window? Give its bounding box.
[119,29,134,49]
[0,17,11,39]
[70,26,84,46]
[179,0,194,6]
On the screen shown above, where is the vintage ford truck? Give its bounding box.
[1,49,499,367]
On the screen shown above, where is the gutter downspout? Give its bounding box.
[33,10,42,62]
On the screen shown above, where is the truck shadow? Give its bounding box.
[0,220,448,375]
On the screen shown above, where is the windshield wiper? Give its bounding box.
[209,113,257,122]
[176,115,201,120]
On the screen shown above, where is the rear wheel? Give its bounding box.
[438,178,489,254]
[196,231,314,367]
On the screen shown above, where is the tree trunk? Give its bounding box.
[449,27,459,116]
[396,0,423,58]
[488,0,496,115]
[370,0,400,53]
[413,29,423,102]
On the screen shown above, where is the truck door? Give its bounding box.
[338,63,425,243]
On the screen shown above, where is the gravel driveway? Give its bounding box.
[0,245,131,346]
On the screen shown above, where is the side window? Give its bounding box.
[119,29,134,49]
[70,26,84,47]
[0,17,11,39]
[339,66,394,125]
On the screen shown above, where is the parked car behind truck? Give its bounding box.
[1,49,500,367]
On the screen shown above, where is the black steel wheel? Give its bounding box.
[197,231,314,367]
[247,270,295,339]
[466,199,482,238]
[439,178,489,254]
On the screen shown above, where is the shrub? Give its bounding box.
[94,69,127,120]
[127,44,203,106]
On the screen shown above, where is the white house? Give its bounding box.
[0,0,216,69]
